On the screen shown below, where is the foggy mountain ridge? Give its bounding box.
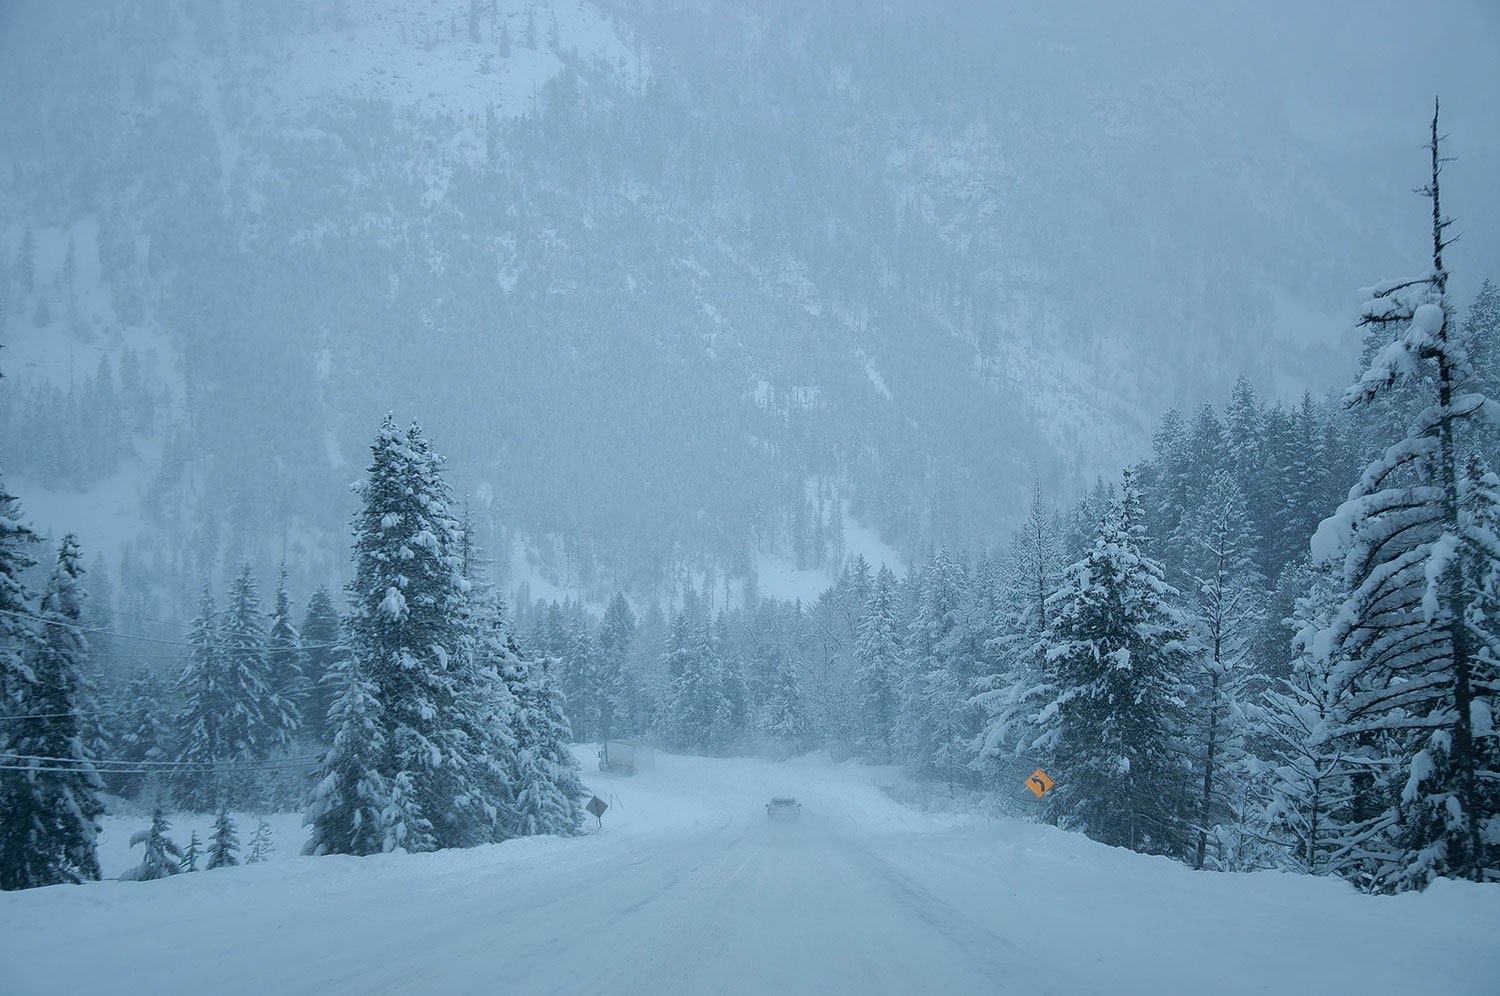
[0,0,1496,616]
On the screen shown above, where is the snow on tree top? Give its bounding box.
[379,586,408,621]
[1412,302,1446,336]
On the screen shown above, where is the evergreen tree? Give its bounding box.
[247,819,275,863]
[182,831,201,872]
[1037,472,1195,857]
[0,535,104,889]
[173,584,240,810]
[462,591,521,846]
[855,564,902,763]
[76,552,115,766]
[597,592,638,739]
[505,652,584,837]
[974,484,1062,787]
[381,769,435,853]
[1462,280,1500,466]
[900,548,973,784]
[754,642,810,755]
[206,807,240,869]
[1066,476,1116,562]
[1278,394,1326,571]
[113,667,172,800]
[558,615,601,743]
[308,416,496,852]
[223,563,298,756]
[1261,561,1392,881]
[1182,474,1263,869]
[1223,376,1265,499]
[266,565,305,733]
[119,809,183,881]
[1310,106,1499,889]
[666,617,740,754]
[303,652,388,857]
[709,615,748,755]
[299,585,342,744]
[658,610,696,750]
[352,415,475,844]
[0,471,39,763]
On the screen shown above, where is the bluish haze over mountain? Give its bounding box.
[1,0,1495,615]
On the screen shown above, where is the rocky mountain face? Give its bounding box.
[0,0,1492,611]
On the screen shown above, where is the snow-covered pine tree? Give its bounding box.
[75,552,115,769]
[528,601,568,662]
[1277,394,1328,574]
[674,618,734,754]
[1261,561,1394,882]
[119,809,183,881]
[1141,410,1190,569]
[1463,280,1500,467]
[1181,474,1264,870]
[559,615,601,744]
[1310,104,1500,889]
[205,807,240,869]
[173,584,240,810]
[337,416,491,850]
[597,592,639,739]
[1037,472,1196,858]
[380,769,435,853]
[973,483,1062,788]
[0,535,104,889]
[0,471,41,884]
[299,585,342,745]
[182,831,201,872]
[900,548,973,786]
[303,650,389,857]
[936,560,998,789]
[1065,476,1116,564]
[802,559,868,760]
[1155,404,1229,585]
[247,819,274,863]
[708,615,748,755]
[855,564,902,764]
[113,667,173,800]
[266,565,306,735]
[223,563,298,759]
[463,590,520,846]
[505,650,584,837]
[754,641,811,756]
[658,609,696,751]
[1223,377,1265,502]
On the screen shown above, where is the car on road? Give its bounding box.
[766,797,802,820]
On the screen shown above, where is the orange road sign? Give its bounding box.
[1024,769,1054,798]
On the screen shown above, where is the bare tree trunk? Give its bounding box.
[1196,670,1220,870]
[1426,99,1484,882]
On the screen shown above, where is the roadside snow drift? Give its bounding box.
[2,749,1495,995]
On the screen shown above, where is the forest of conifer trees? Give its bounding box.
[1,111,1495,897]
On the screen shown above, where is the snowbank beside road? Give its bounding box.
[3,749,1496,995]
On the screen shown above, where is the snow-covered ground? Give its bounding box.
[3,749,1496,995]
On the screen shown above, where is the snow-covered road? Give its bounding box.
[4,750,1496,995]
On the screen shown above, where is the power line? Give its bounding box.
[0,751,322,771]
[0,711,112,723]
[0,606,343,653]
[0,760,318,776]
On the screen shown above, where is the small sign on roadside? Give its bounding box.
[586,795,608,827]
[1024,769,1054,799]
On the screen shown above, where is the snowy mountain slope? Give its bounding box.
[0,0,1496,608]
[3,749,1495,995]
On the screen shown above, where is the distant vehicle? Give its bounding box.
[765,797,802,820]
[598,740,639,775]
